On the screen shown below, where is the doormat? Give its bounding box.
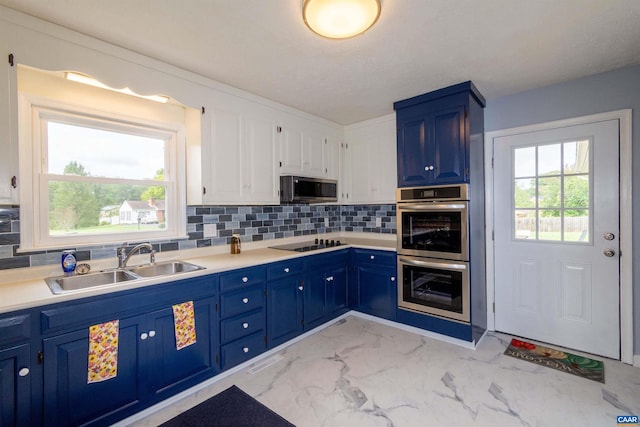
[504,338,605,383]
[160,385,295,427]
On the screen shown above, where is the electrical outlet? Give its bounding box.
[203,223,217,238]
[324,217,329,227]
[375,217,382,227]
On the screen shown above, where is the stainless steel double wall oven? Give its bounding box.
[396,184,471,322]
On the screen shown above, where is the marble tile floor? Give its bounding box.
[126,315,640,427]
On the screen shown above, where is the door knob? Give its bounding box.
[604,232,615,241]
[603,249,616,257]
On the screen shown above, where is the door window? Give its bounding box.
[513,139,591,242]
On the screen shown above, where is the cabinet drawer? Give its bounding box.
[220,309,264,344]
[353,249,396,267]
[267,260,303,281]
[220,332,266,371]
[219,267,265,292]
[0,313,30,346]
[220,285,264,318]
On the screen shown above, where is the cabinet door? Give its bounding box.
[432,104,467,184]
[327,264,348,315]
[303,272,327,330]
[43,316,143,427]
[348,133,374,203]
[302,129,327,177]
[0,31,17,204]
[267,276,303,348]
[279,123,304,174]
[244,115,278,203]
[146,297,217,401]
[0,344,31,426]
[356,266,397,320]
[396,110,432,188]
[203,106,243,203]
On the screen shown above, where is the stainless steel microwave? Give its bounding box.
[280,176,338,204]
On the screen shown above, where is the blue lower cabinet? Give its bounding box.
[351,249,398,321]
[220,332,266,371]
[42,295,218,427]
[218,267,267,371]
[146,297,218,401]
[355,265,397,320]
[43,315,143,427]
[303,257,349,331]
[266,276,303,348]
[0,343,31,427]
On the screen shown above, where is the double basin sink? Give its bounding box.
[45,261,205,294]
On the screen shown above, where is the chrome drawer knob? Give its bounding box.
[370,255,375,260]
[148,330,156,337]
[284,267,290,273]
[243,347,249,353]
[242,322,249,329]
[19,367,29,377]
[604,249,616,257]
[242,277,248,283]
[140,333,148,340]
[298,286,304,291]
[391,277,395,282]
[242,297,249,303]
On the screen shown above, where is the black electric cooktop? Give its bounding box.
[269,239,344,252]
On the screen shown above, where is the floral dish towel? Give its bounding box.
[172,301,197,350]
[87,319,119,384]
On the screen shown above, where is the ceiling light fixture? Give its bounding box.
[302,0,381,39]
[65,72,169,103]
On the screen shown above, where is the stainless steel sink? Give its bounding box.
[45,261,205,294]
[127,261,205,277]
[46,270,139,294]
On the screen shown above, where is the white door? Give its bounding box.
[493,119,620,359]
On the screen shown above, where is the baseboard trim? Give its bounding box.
[349,311,479,350]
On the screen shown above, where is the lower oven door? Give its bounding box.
[398,256,470,323]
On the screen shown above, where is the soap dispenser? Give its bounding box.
[230,234,241,254]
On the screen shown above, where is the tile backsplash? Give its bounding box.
[0,204,395,270]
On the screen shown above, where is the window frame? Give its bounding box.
[18,93,187,251]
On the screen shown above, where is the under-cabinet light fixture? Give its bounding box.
[302,0,381,39]
[64,72,169,103]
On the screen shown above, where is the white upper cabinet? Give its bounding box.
[200,97,278,205]
[0,29,18,204]
[279,117,340,179]
[343,114,397,203]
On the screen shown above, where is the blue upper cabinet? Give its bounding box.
[395,81,485,187]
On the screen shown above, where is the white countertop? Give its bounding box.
[0,233,396,314]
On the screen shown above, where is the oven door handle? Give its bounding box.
[398,203,467,211]
[398,256,468,271]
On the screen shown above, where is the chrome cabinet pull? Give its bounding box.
[140,333,148,340]
[242,322,249,329]
[241,277,248,283]
[604,249,615,257]
[18,367,29,377]
[243,347,249,353]
[242,297,249,304]
[284,267,290,273]
[604,232,615,241]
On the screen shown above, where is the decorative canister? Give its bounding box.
[230,234,241,254]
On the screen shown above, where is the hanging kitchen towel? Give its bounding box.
[172,301,197,350]
[87,319,119,384]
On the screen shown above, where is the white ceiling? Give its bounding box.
[1,0,639,125]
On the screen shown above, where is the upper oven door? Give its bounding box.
[396,202,469,261]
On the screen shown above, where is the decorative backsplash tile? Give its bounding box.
[0,204,395,270]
